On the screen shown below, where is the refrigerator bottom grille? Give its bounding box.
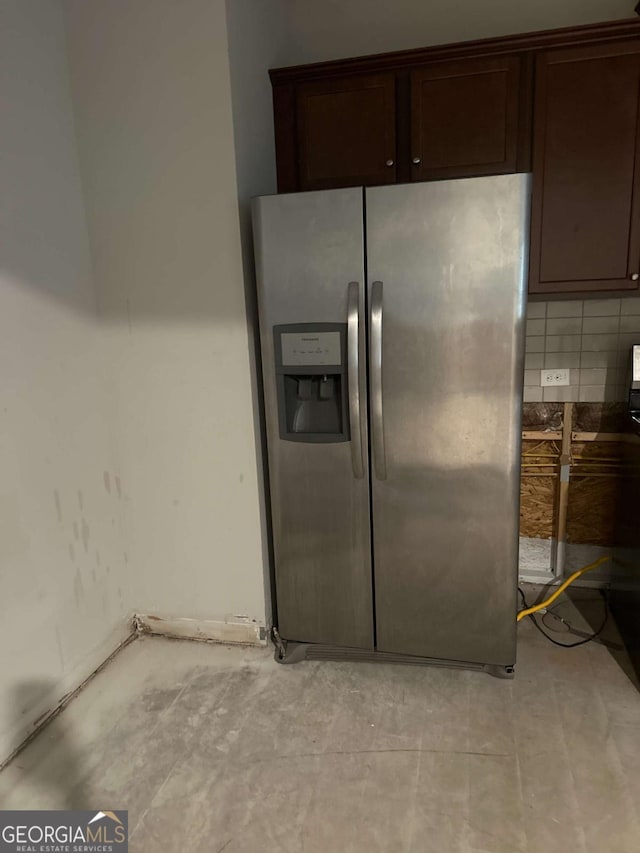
[273,636,515,679]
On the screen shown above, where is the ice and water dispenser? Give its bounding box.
[274,324,349,442]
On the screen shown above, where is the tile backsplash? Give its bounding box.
[524,297,640,402]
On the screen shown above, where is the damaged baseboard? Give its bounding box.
[1,613,266,769]
[134,613,267,646]
[0,629,136,772]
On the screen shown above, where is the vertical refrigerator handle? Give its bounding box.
[347,281,365,479]
[370,281,387,480]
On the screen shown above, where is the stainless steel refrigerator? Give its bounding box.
[252,174,530,677]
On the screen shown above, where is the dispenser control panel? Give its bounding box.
[281,331,341,367]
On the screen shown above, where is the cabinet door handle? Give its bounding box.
[412,157,421,165]
[632,273,639,281]
[385,159,394,167]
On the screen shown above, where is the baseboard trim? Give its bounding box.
[134,613,267,646]
[519,570,555,584]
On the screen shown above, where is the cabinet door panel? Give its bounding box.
[530,41,640,293]
[296,74,396,190]
[410,55,520,180]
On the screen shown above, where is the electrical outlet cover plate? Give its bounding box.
[541,368,570,387]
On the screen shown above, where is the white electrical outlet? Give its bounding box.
[541,368,570,387]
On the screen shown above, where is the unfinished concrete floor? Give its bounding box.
[1,593,640,853]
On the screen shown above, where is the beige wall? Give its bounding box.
[282,0,634,65]
[0,0,130,762]
[225,0,289,620]
[64,0,266,632]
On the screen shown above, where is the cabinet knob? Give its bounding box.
[385,159,394,167]
[632,273,639,281]
[412,157,421,165]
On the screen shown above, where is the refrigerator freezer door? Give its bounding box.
[253,188,373,649]
[366,175,530,666]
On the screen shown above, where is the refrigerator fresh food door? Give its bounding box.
[253,188,374,649]
[366,175,530,666]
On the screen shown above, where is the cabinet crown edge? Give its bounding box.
[269,17,640,84]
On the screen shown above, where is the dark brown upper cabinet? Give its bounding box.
[410,55,521,181]
[295,73,396,191]
[529,39,640,294]
[270,19,640,295]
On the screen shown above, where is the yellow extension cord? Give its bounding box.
[516,555,612,622]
